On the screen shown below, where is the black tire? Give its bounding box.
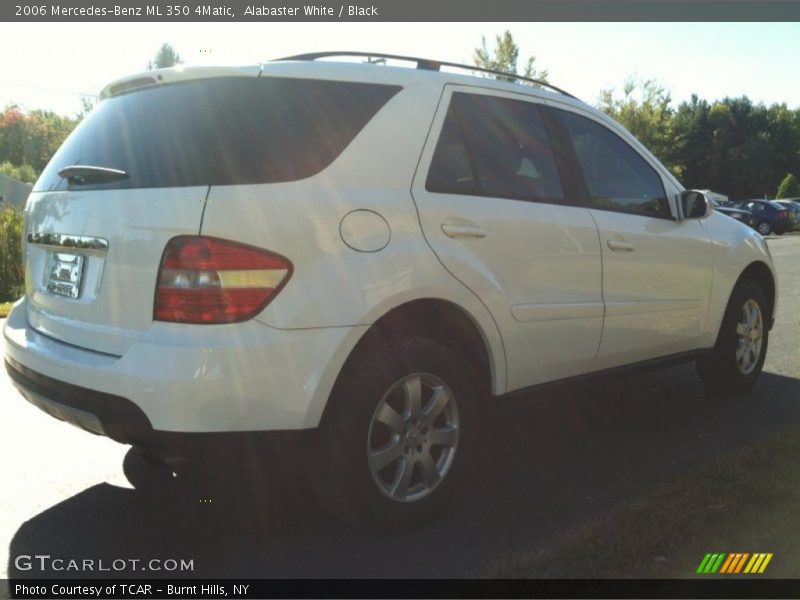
[123,446,177,493]
[306,335,478,529]
[757,221,772,236]
[696,279,769,395]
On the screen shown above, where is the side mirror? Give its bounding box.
[679,190,713,220]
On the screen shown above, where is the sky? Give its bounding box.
[1,22,799,115]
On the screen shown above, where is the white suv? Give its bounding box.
[3,53,777,527]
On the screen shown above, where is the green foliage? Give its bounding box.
[600,78,678,177]
[79,95,98,117]
[474,30,548,84]
[0,104,79,175]
[147,43,182,70]
[467,30,800,200]
[0,206,24,301]
[0,161,37,184]
[600,80,800,199]
[776,173,800,199]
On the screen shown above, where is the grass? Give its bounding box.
[0,301,13,318]
[484,419,800,578]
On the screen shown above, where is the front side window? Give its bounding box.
[426,92,564,202]
[558,110,670,218]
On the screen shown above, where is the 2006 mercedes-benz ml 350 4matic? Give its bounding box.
[4,52,777,528]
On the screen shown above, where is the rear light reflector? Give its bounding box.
[155,236,292,324]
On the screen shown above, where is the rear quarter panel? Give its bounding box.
[200,82,509,393]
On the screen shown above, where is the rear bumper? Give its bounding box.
[5,355,152,444]
[775,221,790,233]
[5,356,318,459]
[4,297,366,435]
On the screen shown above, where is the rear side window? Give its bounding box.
[35,77,400,191]
[426,92,564,202]
[558,110,670,218]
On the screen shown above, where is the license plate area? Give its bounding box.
[47,253,85,299]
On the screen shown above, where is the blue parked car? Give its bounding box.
[711,200,755,227]
[728,200,792,236]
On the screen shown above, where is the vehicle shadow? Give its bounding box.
[8,366,800,578]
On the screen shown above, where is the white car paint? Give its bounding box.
[411,85,605,388]
[23,186,208,356]
[3,59,777,439]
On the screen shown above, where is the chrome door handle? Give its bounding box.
[441,222,487,238]
[607,239,635,252]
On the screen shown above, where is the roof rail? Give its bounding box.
[273,51,579,100]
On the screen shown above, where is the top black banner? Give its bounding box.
[4,0,800,22]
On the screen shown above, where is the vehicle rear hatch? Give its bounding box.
[24,67,260,356]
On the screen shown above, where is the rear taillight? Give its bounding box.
[155,236,292,324]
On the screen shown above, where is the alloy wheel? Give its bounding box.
[366,373,459,503]
[735,299,763,375]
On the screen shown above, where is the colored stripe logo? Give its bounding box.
[696,553,773,574]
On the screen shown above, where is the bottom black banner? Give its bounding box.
[4,578,800,599]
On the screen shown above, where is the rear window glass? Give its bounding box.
[35,77,401,191]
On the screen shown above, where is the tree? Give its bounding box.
[474,30,548,84]
[597,82,800,200]
[776,173,800,199]
[0,206,24,301]
[79,94,97,117]
[147,43,182,70]
[0,161,37,184]
[599,78,678,177]
[0,104,79,176]
[671,95,714,190]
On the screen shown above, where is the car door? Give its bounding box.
[747,201,765,228]
[411,86,604,390]
[548,103,714,369]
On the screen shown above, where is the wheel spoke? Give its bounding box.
[390,457,414,498]
[429,426,458,448]
[736,342,746,361]
[741,307,751,329]
[418,451,441,488]
[736,322,746,336]
[423,386,450,422]
[368,439,404,471]
[374,402,406,434]
[403,376,422,418]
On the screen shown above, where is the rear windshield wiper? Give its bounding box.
[57,165,129,186]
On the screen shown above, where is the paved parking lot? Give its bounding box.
[2,234,800,579]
